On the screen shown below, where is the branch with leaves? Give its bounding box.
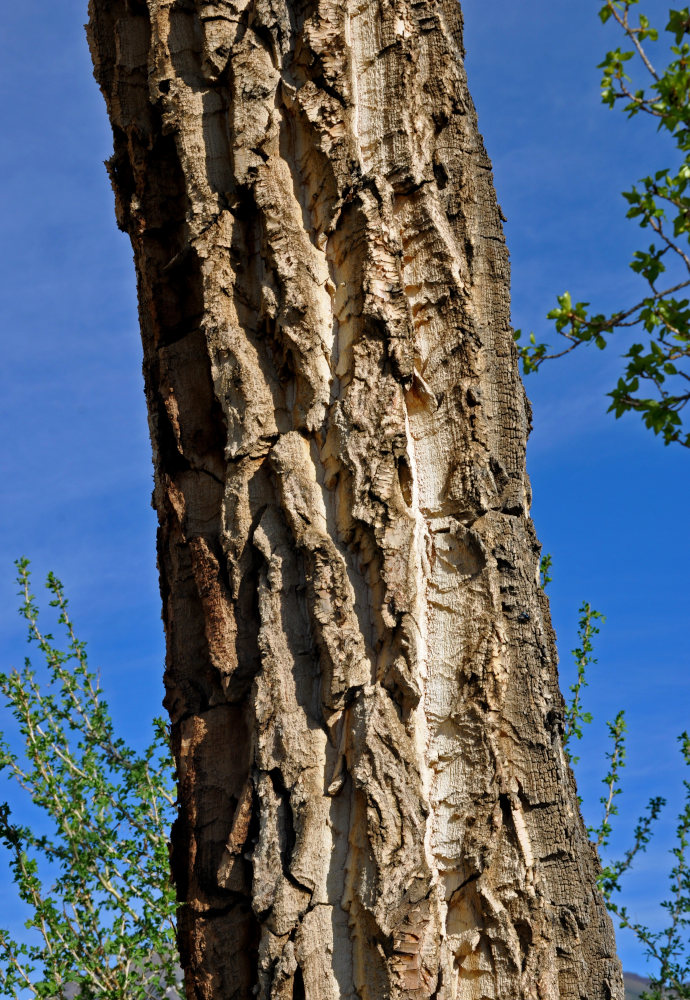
[516,1,690,448]
[562,601,605,764]
[600,735,690,1000]
[552,555,690,997]
[0,561,180,1000]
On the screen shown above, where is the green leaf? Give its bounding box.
[667,8,690,43]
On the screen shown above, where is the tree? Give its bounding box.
[516,1,690,448]
[87,2,623,997]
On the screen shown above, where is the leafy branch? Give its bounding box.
[515,1,690,448]
[601,735,690,999]
[560,581,689,997]
[562,601,604,763]
[0,560,180,999]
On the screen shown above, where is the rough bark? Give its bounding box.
[88,2,623,998]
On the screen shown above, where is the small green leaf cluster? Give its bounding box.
[515,1,690,448]
[0,561,180,999]
[599,735,690,999]
[559,570,690,997]
[590,709,628,849]
[539,553,553,590]
[561,600,603,765]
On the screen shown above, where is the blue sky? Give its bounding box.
[0,0,688,978]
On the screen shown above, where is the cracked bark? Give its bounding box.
[88,1,624,998]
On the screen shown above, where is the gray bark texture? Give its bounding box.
[87,1,624,998]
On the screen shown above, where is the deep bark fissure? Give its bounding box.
[88,1,624,997]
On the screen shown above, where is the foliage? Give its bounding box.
[515,0,690,447]
[0,560,180,999]
[539,553,554,591]
[562,602,603,764]
[597,733,690,999]
[562,579,690,998]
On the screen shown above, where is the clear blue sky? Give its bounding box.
[0,0,688,978]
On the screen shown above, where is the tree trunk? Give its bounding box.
[88,2,623,998]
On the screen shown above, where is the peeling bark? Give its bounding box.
[88,1,624,998]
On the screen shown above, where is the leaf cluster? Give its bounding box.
[560,569,690,997]
[561,601,604,765]
[600,735,690,999]
[0,561,180,999]
[516,1,690,447]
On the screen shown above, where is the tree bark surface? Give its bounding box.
[88,2,623,998]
